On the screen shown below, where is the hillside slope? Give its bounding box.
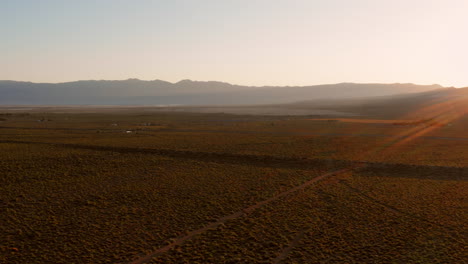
[291,87,468,119]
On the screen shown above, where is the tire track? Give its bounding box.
[338,180,464,236]
[127,168,356,264]
[270,177,464,264]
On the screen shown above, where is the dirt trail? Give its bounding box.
[127,168,355,264]
[268,179,465,263]
[338,180,463,234]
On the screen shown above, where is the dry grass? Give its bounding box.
[1,111,466,263]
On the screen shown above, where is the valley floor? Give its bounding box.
[1,111,466,263]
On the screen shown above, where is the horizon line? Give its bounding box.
[0,79,458,88]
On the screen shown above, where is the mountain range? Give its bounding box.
[0,79,444,105]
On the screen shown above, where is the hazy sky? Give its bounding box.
[2,0,467,87]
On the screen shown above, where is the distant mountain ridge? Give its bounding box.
[0,79,444,105]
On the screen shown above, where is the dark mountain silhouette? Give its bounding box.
[0,79,444,105]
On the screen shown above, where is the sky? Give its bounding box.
[1,0,468,87]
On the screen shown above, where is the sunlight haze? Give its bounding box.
[2,2,468,263]
[2,0,467,87]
